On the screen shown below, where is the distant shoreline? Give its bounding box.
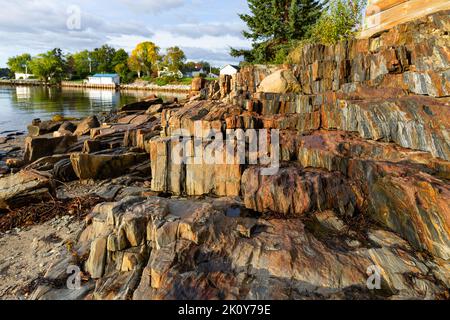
[0,79,191,93]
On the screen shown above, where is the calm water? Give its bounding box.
[0,85,187,133]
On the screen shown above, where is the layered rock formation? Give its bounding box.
[1,10,448,300]
[32,196,449,300]
[0,171,54,210]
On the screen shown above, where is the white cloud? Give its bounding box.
[106,31,248,66]
[0,0,250,67]
[166,22,245,39]
[117,0,185,14]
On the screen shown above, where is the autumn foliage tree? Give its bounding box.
[128,41,160,77]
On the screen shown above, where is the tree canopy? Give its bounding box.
[28,49,66,84]
[0,68,12,78]
[111,49,132,82]
[7,53,32,73]
[310,0,366,45]
[163,46,186,72]
[129,41,160,77]
[90,45,117,73]
[68,50,91,79]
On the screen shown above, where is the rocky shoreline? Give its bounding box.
[0,11,449,300]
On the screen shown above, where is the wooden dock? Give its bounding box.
[360,0,450,38]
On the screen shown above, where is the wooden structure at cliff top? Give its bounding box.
[360,0,450,38]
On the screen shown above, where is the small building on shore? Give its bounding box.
[220,65,240,76]
[189,68,206,78]
[15,73,34,80]
[87,73,120,85]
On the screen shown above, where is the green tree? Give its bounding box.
[112,49,132,82]
[129,41,160,77]
[69,50,92,79]
[310,0,366,45]
[91,45,116,73]
[7,53,32,73]
[112,49,129,69]
[0,68,12,78]
[114,63,131,83]
[28,48,66,84]
[162,46,186,72]
[231,0,326,63]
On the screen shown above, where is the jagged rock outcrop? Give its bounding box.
[225,10,450,101]
[147,101,246,196]
[32,197,449,300]
[24,135,78,163]
[23,11,450,300]
[241,165,356,217]
[120,97,163,112]
[28,120,62,137]
[74,116,100,136]
[0,171,54,210]
[241,130,450,260]
[70,152,148,180]
[149,137,242,197]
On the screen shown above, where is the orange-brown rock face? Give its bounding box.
[29,11,450,300]
[33,197,449,300]
[241,166,356,217]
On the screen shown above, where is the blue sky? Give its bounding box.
[0,0,251,68]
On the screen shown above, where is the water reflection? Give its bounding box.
[0,85,187,133]
[86,89,120,104]
[15,87,32,100]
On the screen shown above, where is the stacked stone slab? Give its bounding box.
[221,10,449,104]
[28,11,450,300]
[146,11,450,260]
[150,101,246,197]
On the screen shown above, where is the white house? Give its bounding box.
[220,65,240,76]
[15,73,34,80]
[87,73,120,85]
[190,68,206,78]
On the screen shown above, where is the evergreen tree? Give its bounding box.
[231,0,326,63]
